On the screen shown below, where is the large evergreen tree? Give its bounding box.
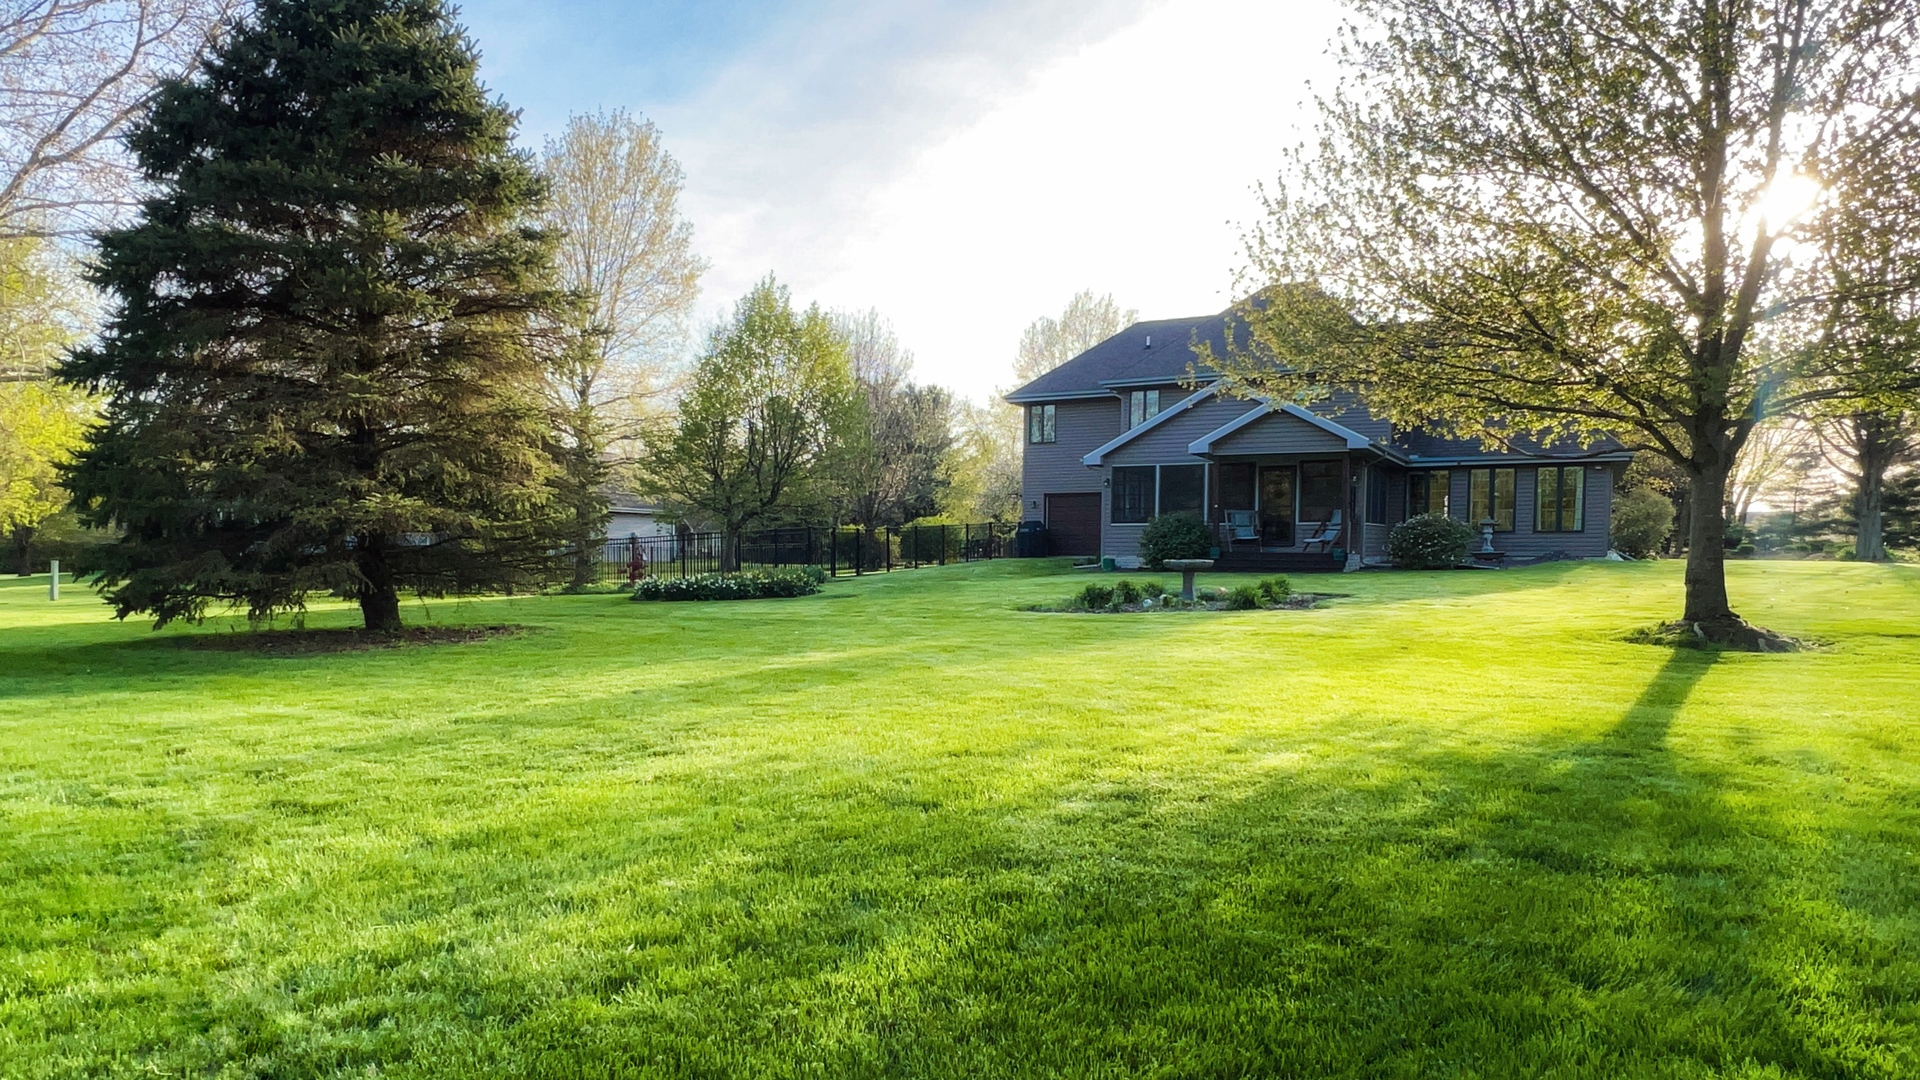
[61,0,572,631]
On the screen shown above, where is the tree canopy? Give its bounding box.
[60,0,572,631]
[638,277,855,553]
[1216,0,1920,645]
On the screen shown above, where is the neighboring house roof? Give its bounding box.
[1004,308,1240,403]
[603,490,664,514]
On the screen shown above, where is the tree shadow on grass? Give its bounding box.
[18,648,1919,1078]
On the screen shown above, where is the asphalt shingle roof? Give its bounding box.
[1004,308,1241,402]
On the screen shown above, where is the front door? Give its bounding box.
[1258,466,1295,546]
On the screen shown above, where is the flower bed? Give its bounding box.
[1035,576,1324,613]
[632,567,826,602]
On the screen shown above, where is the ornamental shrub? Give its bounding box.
[1141,581,1166,599]
[1138,512,1212,569]
[1071,583,1115,611]
[1112,580,1143,607]
[1223,584,1263,610]
[1610,487,1675,558]
[632,568,824,601]
[1385,513,1477,569]
[1255,576,1292,603]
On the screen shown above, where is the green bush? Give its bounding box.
[1112,580,1143,607]
[1138,512,1212,569]
[1141,581,1166,599]
[1255,576,1292,603]
[1223,584,1263,610]
[632,568,824,601]
[1071,583,1115,611]
[1385,513,1477,569]
[1611,487,1675,558]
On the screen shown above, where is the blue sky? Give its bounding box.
[454,0,1342,401]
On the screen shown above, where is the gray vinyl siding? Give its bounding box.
[1444,463,1615,559]
[1210,410,1348,456]
[1019,397,1115,520]
[1105,395,1259,466]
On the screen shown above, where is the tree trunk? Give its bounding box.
[1857,465,1888,562]
[10,525,33,576]
[355,540,403,632]
[1682,458,1736,625]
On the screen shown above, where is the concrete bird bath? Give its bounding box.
[1161,558,1215,601]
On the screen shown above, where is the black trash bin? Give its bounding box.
[1015,519,1048,558]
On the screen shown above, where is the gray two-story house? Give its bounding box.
[1005,306,1632,571]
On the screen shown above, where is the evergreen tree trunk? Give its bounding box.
[1682,456,1735,626]
[356,540,403,633]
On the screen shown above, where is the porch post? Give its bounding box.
[1339,453,1352,562]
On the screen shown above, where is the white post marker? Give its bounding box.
[48,559,59,601]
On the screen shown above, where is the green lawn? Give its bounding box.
[2,560,1917,1078]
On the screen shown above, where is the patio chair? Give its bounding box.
[1226,510,1257,542]
[1301,512,1342,552]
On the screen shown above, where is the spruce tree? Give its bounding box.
[61,0,572,631]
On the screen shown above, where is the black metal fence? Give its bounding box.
[598,522,1017,583]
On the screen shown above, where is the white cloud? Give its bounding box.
[469,1,1341,403]
[685,1,1341,401]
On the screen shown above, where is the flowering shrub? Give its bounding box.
[1385,513,1477,569]
[632,567,825,601]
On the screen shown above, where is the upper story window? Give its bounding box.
[1027,404,1056,444]
[1468,467,1516,531]
[1535,466,1586,532]
[1128,389,1160,428]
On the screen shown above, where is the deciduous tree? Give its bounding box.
[833,310,952,532]
[541,110,704,585]
[0,0,236,238]
[1011,289,1136,385]
[60,0,573,631]
[1218,0,1920,647]
[638,278,854,562]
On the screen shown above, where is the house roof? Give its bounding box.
[1004,308,1239,403]
[1394,430,1632,464]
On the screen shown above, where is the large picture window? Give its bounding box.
[1128,389,1161,428]
[1408,470,1450,517]
[1535,466,1586,532]
[1159,464,1206,517]
[1027,404,1055,444]
[1111,466,1155,523]
[1468,467,1516,531]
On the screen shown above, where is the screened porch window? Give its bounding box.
[1159,464,1206,517]
[1111,466,1155,523]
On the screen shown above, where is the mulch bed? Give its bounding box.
[169,624,530,656]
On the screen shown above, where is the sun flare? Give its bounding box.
[1754,171,1824,229]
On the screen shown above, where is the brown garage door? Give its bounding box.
[1044,493,1102,557]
